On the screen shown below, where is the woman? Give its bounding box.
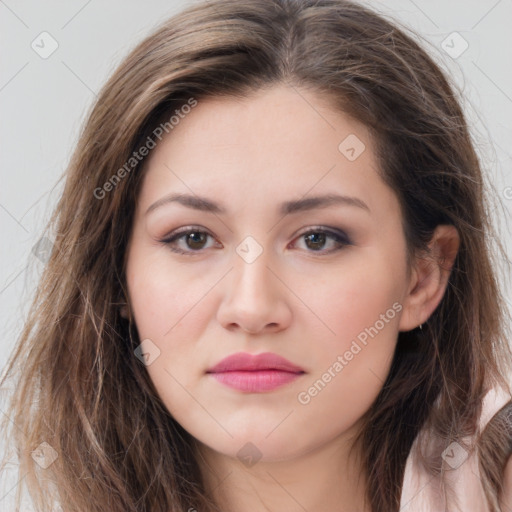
[1,0,511,510]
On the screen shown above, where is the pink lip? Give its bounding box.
[206,352,305,392]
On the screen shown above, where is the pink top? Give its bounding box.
[400,383,512,511]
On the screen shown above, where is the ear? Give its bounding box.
[119,304,129,319]
[398,225,460,332]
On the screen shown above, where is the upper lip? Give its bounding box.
[206,352,305,373]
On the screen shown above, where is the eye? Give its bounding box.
[160,226,351,256]
[160,227,220,255]
[291,227,351,254]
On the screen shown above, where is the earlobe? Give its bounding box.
[119,304,129,319]
[398,225,460,332]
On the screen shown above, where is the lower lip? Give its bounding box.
[208,370,303,392]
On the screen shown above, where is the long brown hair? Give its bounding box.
[1,0,511,510]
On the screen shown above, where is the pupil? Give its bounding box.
[306,232,326,250]
[188,232,206,249]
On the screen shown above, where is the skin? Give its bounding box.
[123,84,460,512]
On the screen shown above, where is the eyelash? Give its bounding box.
[159,225,352,256]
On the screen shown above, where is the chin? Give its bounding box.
[207,434,308,465]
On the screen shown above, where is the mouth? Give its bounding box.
[206,352,305,392]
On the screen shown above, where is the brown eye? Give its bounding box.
[293,228,351,254]
[304,232,327,251]
[184,231,208,250]
[161,227,219,255]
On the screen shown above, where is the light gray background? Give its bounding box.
[1,0,511,507]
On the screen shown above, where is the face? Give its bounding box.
[124,84,412,463]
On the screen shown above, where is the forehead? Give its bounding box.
[137,85,394,218]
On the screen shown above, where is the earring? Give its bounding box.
[419,324,423,330]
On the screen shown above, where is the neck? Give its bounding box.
[194,428,370,512]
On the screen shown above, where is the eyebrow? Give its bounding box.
[145,192,371,216]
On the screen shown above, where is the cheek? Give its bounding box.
[293,252,404,400]
[126,244,212,338]
[125,251,212,419]
[125,243,221,386]
[296,251,404,347]
[291,279,401,447]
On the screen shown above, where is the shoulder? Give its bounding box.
[501,453,512,510]
[401,384,512,511]
[485,387,512,510]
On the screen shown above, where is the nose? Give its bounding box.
[216,251,293,334]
